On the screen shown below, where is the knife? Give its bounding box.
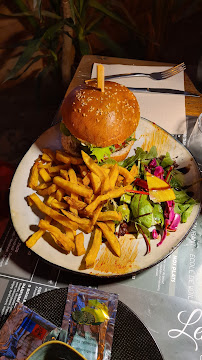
[127,87,200,97]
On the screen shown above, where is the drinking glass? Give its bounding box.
[187,113,202,171]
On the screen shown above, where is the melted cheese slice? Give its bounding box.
[146,171,176,203]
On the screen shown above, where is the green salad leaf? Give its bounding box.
[153,204,164,226]
[160,152,174,168]
[119,146,158,170]
[173,189,197,223]
[117,204,130,222]
[169,169,184,188]
[181,205,195,223]
[130,194,154,228]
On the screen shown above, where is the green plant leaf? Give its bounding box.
[79,0,85,14]
[79,38,91,55]
[41,10,62,20]
[42,20,65,41]
[86,14,105,33]
[8,55,46,80]
[33,0,42,19]
[3,38,41,82]
[69,0,76,23]
[14,0,38,28]
[88,0,131,28]
[0,11,34,18]
[91,29,125,57]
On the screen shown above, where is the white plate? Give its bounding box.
[9,118,201,277]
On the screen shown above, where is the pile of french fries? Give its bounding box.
[27,148,138,268]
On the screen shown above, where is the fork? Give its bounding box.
[85,62,186,82]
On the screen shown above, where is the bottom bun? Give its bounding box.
[110,140,134,162]
[61,133,134,162]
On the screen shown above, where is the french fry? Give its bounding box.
[26,229,45,248]
[51,199,68,210]
[61,209,91,227]
[103,164,134,185]
[60,169,69,180]
[81,150,106,182]
[41,153,52,162]
[38,219,75,252]
[42,148,56,161]
[28,160,40,189]
[56,150,83,165]
[46,194,55,206]
[62,209,92,234]
[89,172,101,194]
[105,220,115,233]
[64,227,75,241]
[98,211,122,222]
[91,204,102,227]
[116,175,124,186]
[84,193,95,205]
[63,197,87,211]
[82,174,91,186]
[36,182,51,190]
[49,164,69,173]
[68,168,78,215]
[84,185,132,216]
[85,227,102,268]
[29,193,78,230]
[55,151,72,165]
[38,162,51,169]
[56,188,66,202]
[100,167,110,176]
[26,215,51,248]
[75,232,86,256]
[101,175,111,194]
[78,165,88,177]
[37,184,58,196]
[97,222,121,257]
[118,166,134,185]
[53,176,93,199]
[108,163,119,190]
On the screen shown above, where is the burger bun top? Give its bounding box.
[61,81,140,148]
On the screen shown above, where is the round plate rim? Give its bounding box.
[9,117,201,279]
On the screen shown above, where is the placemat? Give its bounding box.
[91,63,186,134]
[24,287,164,360]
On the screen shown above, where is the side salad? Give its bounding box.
[103,146,198,255]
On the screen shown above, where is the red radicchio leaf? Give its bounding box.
[154,166,164,179]
[157,219,169,246]
[152,229,159,239]
[149,158,157,168]
[168,213,181,231]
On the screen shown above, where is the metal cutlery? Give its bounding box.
[85,62,186,82]
[127,87,199,97]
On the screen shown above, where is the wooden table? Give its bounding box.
[67,55,202,117]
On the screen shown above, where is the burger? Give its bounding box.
[60,80,140,163]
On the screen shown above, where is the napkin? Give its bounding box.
[91,63,186,134]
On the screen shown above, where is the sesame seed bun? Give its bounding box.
[61,81,140,148]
